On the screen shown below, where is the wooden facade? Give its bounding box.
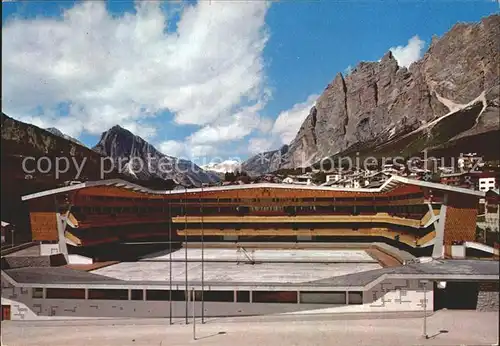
[23,180,482,249]
[443,193,479,245]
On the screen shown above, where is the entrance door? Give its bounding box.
[1,305,11,321]
[434,282,479,310]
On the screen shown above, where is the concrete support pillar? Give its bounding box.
[85,289,89,300]
[297,291,300,304]
[55,213,69,263]
[234,290,237,303]
[128,289,132,301]
[143,289,147,301]
[249,290,253,303]
[346,291,349,305]
[432,193,448,259]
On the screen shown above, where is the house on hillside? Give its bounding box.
[283,174,313,185]
[478,172,498,192]
[1,221,14,245]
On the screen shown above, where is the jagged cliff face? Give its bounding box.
[245,15,500,172]
[93,126,220,186]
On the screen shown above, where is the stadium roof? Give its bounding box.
[21,175,485,201]
[2,259,497,291]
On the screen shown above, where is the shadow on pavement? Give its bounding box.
[195,331,227,341]
[427,330,449,339]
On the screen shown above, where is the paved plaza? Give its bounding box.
[2,310,498,346]
[92,249,381,283]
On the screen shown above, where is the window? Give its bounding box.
[348,292,363,304]
[300,292,346,304]
[252,291,297,303]
[46,288,85,299]
[88,289,128,300]
[146,290,185,301]
[236,291,250,303]
[193,290,234,302]
[131,289,143,301]
[32,288,43,299]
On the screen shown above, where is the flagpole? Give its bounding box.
[201,184,205,324]
[168,195,172,325]
[184,186,188,325]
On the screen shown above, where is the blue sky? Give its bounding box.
[2,0,498,164]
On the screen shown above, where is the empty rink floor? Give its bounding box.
[91,248,382,283]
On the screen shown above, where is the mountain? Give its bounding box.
[242,145,289,177]
[1,113,128,242]
[45,127,86,147]
[92,125,220,187]
[244,15,500,173]
[202,160,242,174]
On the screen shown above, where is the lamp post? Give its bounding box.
[420,280,430,339]
[168,197,172,325]
[184,186,189,325]
[200,184,205,324]
[192,287,196,340]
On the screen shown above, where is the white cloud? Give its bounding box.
[157,140,217,161]
[389,35,425,68]
[189,144,218,159]
[188,101,266,145]
[248,137,275,154]
[245,93,318,155]
[158,140,186,158]
[2,1,270,142]
[271,93,318,144]
[120,122,158,141]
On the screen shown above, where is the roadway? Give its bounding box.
[1,310,498,346]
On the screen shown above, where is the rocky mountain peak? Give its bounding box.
[93,126,219,187]
[242,14,500,175]
[380,51,398,68]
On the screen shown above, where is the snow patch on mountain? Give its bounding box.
[202,160,242,173]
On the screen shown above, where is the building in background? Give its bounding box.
[1,221,13,245]
[478,173,498,192]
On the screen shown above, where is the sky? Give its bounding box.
[2,0,498,165]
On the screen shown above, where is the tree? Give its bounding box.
[312,171,327,184]
[224,172,236,182]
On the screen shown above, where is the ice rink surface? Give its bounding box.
[143,248,376,262]
[92,248,381,283]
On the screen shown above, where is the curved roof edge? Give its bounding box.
[21,175,485,201]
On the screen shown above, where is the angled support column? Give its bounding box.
[56,213,69,263]
[432,193,448,259]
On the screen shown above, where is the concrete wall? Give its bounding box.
[476,282,499,312]
[286,279,433,315]
[450,245,466,259]
[68,254,93,265]
[364,279,433,311]
[40,244,60,256]
[1,278,433,320]
[1,284,338,320]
